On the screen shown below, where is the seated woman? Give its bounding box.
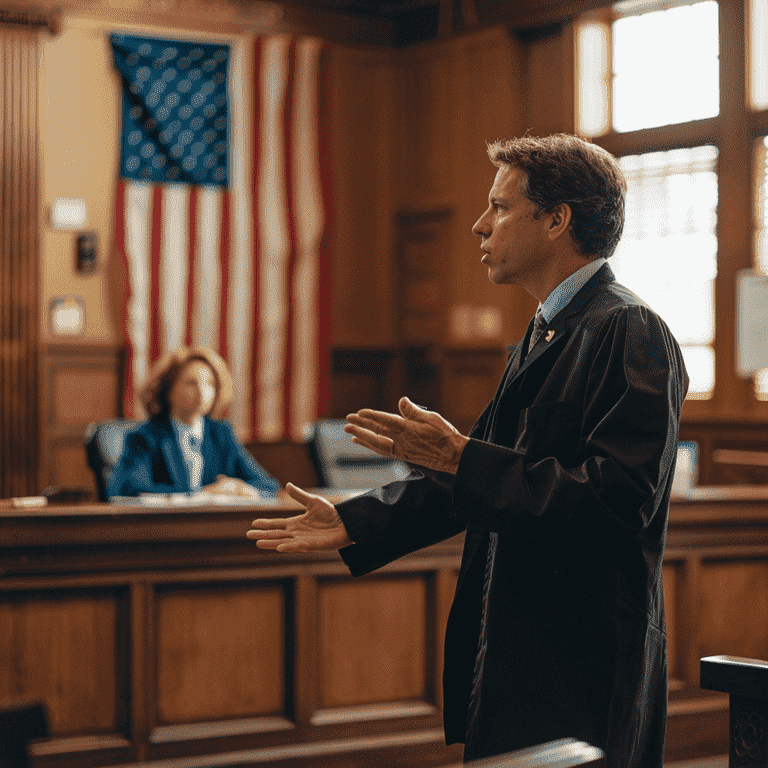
[107,346,279,498]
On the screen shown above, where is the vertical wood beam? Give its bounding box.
[716,0,752,415]
[0,24,40,497]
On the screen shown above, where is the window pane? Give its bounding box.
[750,0,768,109]
[576,21,610,137]
[752,138,768,398]
[613,145,718,398]
[612,0,719,132]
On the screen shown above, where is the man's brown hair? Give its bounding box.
[487,134,626,260]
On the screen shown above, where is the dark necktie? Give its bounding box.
[528,309,547,353]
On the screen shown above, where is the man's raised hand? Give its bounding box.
[246,483,353,553]
[345,396,469,475]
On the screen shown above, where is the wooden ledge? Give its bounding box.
[701,655,768,700]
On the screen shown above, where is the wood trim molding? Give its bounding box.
[0,4,59,33]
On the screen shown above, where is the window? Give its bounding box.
[613,146,718,398]
[573,0,768,410]
[612,0,719,132]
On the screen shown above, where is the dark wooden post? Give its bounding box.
[701,655,768,768]
[0,698,48,768]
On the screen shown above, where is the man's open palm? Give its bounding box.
[247,483,353,553]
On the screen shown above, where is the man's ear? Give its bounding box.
[547,203,572,241]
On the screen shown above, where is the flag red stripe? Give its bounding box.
[115,179,134,417]
[150,185,163,364]
[219,189,231,364]
[316,43,333,419]
[185,185,198,347]
[251,37,263,437]
[282,39,298,438]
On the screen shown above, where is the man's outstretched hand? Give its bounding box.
[345,396,469,475]
[246,483,353,553]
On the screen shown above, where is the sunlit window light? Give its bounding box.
[576,21,610,137]
[612,0,719,133]
[613,145,718,399]
[752,137,768,398]
[750,0,768,109]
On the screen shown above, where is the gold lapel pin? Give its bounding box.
[545,330,555,342]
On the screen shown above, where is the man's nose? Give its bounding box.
[472,213,489,237]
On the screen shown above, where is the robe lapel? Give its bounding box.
[501,263,617,396]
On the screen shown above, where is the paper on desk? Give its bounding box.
[737,269,768,376]
[109,492,278,506]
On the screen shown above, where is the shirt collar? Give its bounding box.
[171,415,204,442]
[538,257,606,323]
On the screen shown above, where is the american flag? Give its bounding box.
[111,33,331,441]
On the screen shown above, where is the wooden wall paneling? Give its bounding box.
[439,348,507,434]
[154,582,287,725]
[293,575,319,724]
[697,559,768,663]
[316,575,430,714]
[0,25,41,498]
[331,348,400,416]
[245,439,319,489]
[396,209,452,348]
[39,343,124,495]
[130,582,152,762]
[679,555,704,686]
[0,587,128,738]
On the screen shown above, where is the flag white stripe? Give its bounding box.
[161,184,188,356]
[195,187,222,349]
[228,36,252,439]
[258,35,291,440]
[291,38,323,438]
[125,182,152,414]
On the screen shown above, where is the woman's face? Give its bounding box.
[168,360,217,424]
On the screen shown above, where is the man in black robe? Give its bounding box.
[248,133,688,767]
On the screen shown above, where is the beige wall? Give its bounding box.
[40,16,124,344]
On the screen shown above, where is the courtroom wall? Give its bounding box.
[36,8,541,350]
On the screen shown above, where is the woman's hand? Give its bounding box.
[203,475,261,497]
[246,483,353,553]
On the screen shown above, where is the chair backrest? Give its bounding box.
[308,419,411,489]
[0,698,48,768]
[84,418,143,501]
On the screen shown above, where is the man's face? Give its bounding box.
[472,165,551,286]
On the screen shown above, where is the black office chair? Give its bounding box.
[307,419,411,489]
[0,698,49,768]
[84,418,143,501]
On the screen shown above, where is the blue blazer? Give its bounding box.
[107,415,280,497]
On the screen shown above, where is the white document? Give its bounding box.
[736,269,768,376]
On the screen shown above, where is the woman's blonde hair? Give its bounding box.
[139,346,233,419]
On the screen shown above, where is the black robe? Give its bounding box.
[336,264,688,768]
